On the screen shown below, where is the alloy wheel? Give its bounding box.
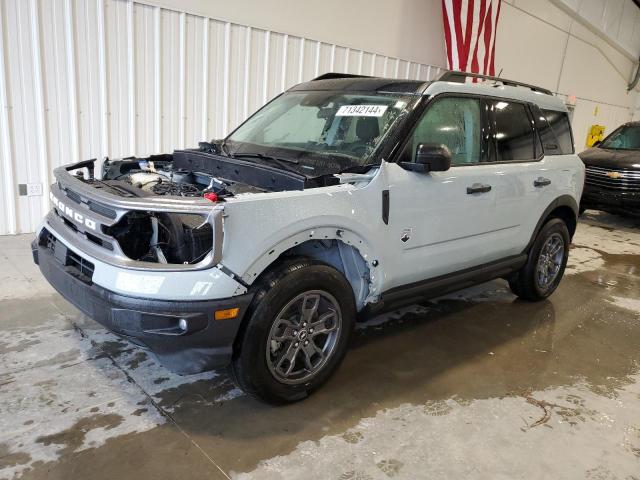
[266,290,342,385]
[535,232,565,290]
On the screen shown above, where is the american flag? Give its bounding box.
[441,0,502,76]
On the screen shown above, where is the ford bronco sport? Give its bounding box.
[32,71,584,403]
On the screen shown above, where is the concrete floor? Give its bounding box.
[1,211,639,480]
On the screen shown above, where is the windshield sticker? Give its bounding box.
[336,105,388,117]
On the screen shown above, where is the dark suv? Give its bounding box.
[579,122,640,216]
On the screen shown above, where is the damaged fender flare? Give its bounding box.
[240,227,381,309]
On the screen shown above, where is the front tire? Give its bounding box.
[230,258,356,404]
[509,218,570,301]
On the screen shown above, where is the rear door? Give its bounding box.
[481,98,555,255]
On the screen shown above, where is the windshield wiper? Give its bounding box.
[234,152,298,164]
[232,152,302,175]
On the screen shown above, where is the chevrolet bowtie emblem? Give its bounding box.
[606,171,622,179]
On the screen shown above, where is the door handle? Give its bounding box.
[534,177,551,187]
[466,183,492,194]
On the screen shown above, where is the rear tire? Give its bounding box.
[509,218,570,301]
[230,258,356,404]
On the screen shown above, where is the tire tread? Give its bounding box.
[229,257,355,404]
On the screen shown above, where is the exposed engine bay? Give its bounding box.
[100,152,267,200]
[77,151,261,266]
[65,147,338,266]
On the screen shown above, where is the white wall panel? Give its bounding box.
[139,0,447,67]
[0,0,440,234]
[40,0,74,173]
[555,0,640,58]
[183,13,206,147]
[0,0,15,234]
[133,2,158,156]
[499,0,639,152]
[105,0,134,158]
[2,0,46,234]
[206,19,228,140]
[158,8,181,154]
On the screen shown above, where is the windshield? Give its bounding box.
[226,91,415,175]
[601,125,640,150]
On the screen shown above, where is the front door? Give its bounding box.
[383,95,525,290]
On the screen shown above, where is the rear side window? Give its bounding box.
[531,105,562,155]
[542,109,574,154]
[490,100,537,161]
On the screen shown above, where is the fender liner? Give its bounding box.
[238,226,382,303]
[523,194,578,253]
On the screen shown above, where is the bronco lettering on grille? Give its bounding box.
[50,191,97,231]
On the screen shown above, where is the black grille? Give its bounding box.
[43,229,56,252]
[65,188,82,204]
[61,186,117,219]
[585,166,640,192]
[40,229,95,282]
[67,249,95,280]
[53,206,115,251]
[88,200,117,219]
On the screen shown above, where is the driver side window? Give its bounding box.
[410,97,481,166]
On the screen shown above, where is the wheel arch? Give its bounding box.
[240,227,382,311]
[525,195,579,253]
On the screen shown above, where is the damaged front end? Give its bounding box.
[46,158,224,271]
[33,156,259,375]
[46,142,342,268]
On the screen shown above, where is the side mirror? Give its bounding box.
[400,143,452,173]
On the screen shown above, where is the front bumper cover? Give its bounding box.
[581,185,640,215]
[32,238,254,375]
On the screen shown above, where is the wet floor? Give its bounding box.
[1,211,639,479]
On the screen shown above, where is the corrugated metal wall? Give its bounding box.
[0,0,444,235]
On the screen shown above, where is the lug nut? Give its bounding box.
[309,328,314,333]
[304,340,309,346]
[294,342,299,347]
[302,322,307,327]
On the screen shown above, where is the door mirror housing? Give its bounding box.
[400,143,452,173]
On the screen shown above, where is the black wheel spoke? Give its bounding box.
[276,342,300,376]
[301,341,324,370]
[300,293,320,324]
[536,233,565,290]
[266,290,342,385]
[309,310,338,336]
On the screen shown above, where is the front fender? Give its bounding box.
[238,224,383,297]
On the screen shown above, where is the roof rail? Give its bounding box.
[312,72,373,81]
[438,70,553,96]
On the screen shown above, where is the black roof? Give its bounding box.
[289,71,555,97]
[290,74,430,94]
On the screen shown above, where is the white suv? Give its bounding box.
[32,71,584,403]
